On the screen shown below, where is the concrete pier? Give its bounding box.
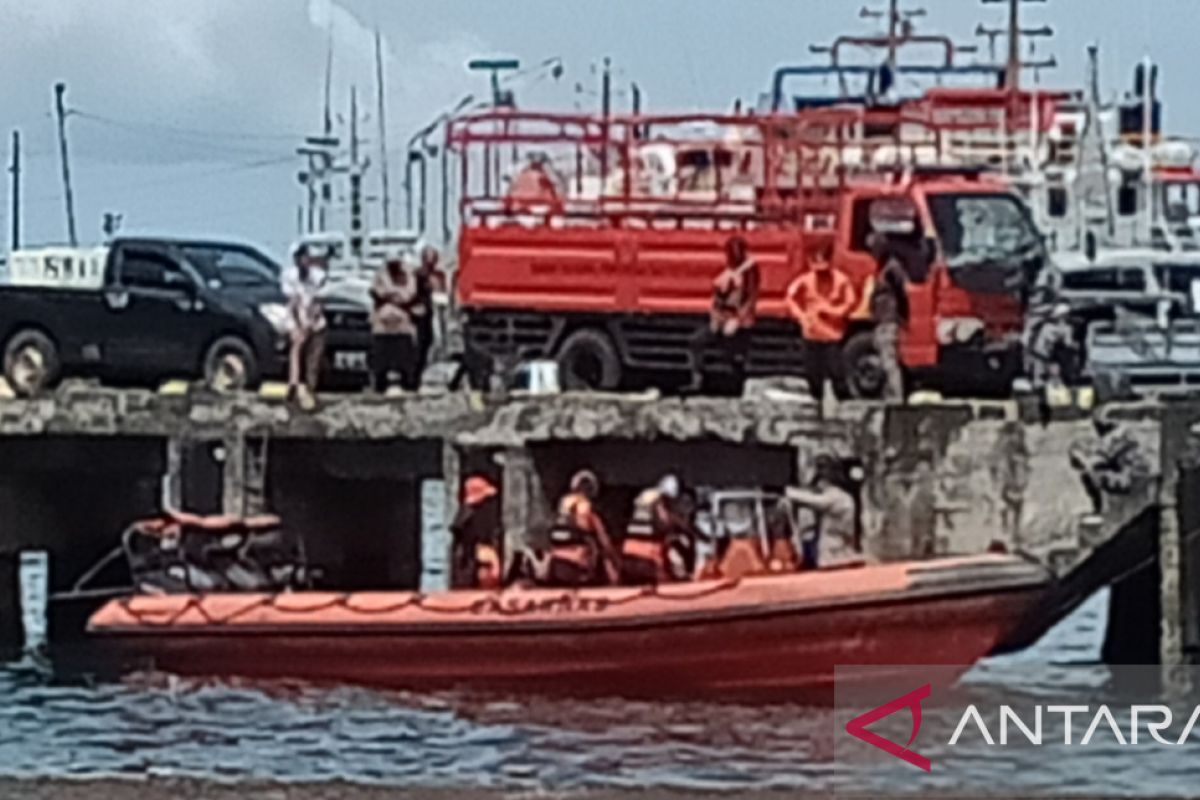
[0,380,1197,665]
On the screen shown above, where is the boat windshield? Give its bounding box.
[928,192,1046,294]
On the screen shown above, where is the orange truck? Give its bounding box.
[448,108,1048,396]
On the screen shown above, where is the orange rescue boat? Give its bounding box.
[87,553,1048,700]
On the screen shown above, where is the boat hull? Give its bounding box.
[86,556,1049,700]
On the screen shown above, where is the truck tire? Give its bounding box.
[3,330,61,397]
[842,330,886,400]
[203,336,260,393]
[555,328,622,391]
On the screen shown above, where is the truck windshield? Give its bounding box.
[928,192,1045,293]
[181,244,280,288]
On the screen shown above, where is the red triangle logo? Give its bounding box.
[844,683,932,772]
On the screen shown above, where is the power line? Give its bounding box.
[20,154,294,207]
[70,109,308,143]
[70,114,293,159]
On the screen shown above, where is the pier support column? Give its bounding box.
[221,433,247,516]
[221,432,266,517]
[442,442,461,534]
[501,447,542,574]
[1160,406,1195,690]
[163,436,184,510]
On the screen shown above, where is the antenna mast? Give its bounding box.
[374,28,391,229]
[8,130,20,252]
[979,0,1056,89]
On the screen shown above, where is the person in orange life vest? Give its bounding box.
[686,235,761,391]
[785,246,856,403]
[448,476,502,589]
[545,470,620,587]
[621,474,690,585]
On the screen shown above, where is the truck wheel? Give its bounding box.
[842,330,886,400]
[203,337,260,393]
[555,328,622,391]
[3,330,61,397]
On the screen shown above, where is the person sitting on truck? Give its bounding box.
[449,475,503,589]
[686,235,760,391]
[785,246,856,405]
[621,474,689,585]
[283,244,328,407]
[369,254,420,393]
[542,470,620,587]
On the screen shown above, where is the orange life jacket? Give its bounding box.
[548,493,600,573]
[786,269,856,342]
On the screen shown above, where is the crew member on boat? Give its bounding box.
[787,455,860,569]
[621,473,690,584]
[687,235,760,391]
[543,470,620,586]
[449,475,502,589]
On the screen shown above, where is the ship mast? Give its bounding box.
[978,0,1056,89]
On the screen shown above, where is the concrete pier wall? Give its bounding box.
[0,384,1194,665]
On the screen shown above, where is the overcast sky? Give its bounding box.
[1,0,1197,260]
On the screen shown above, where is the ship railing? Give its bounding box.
[448,108,1001,230]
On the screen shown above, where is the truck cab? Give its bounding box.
[832,178,1045,395]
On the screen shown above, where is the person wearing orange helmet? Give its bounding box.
[449,475,502,589]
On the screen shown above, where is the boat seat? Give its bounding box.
[714,538,770,580]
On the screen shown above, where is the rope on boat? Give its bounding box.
[111,578,744,628]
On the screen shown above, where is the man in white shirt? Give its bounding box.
[283,245,328,406]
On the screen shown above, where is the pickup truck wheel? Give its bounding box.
[3,330,60,397]
[555,328,622,391]
[842,330,886,400]
[203,337,259,393]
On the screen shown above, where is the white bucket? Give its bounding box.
[525,360,561,394]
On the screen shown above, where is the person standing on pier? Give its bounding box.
[686,235,760,392]
[369,254,420,393]
[868,233,911,403]
[412,245,444,387]
[283,244,328,408]
[786,245,856,406]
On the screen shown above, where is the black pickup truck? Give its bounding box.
[0,237,371,396]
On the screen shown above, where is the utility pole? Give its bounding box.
[53,82,78,246]
[8,130,19,252]
[374,28,391,230]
